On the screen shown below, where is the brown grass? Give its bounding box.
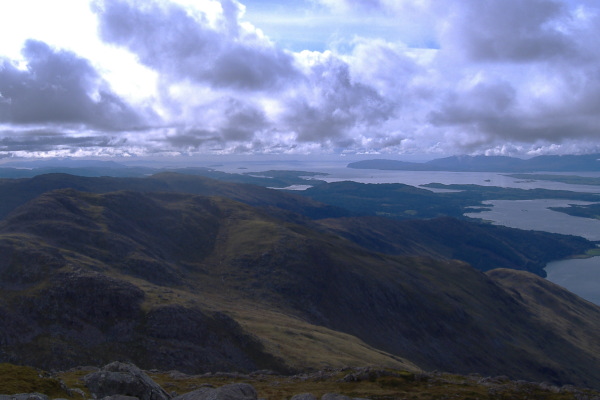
[2,363,599,400]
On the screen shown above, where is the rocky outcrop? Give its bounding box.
[320,395,353,400]
[171,384,257,400]
[83,362,170,400]
[290,394,317,400]
[84,365,260,400]
[3,363,600,400]
[0,395,48,400]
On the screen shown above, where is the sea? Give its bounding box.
[211,161,600,306]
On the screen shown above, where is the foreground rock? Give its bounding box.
[172,384,257,400]
[3,363,600,400]
[0,395,48,400]
[84,362,170,400]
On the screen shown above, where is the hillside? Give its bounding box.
[296,180,599,220]
[0,172,348,221]
[317,216,593,276]
[550,201,600,220]
[1,187,600,389]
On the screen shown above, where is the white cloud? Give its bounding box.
[2,0,600,157]
[0,40,145,130]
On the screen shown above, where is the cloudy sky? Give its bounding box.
[1,0,600,160]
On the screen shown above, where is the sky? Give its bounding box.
[1,0,600,160]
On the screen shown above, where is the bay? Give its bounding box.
[545,257,600,305]
[464,199,600,241]
[465,199,600,305]
[215,161,600,192]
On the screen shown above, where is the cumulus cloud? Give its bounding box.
[162,97,268,150]
[3,0,600,158]
[423,0,600,153]
[440,0,575,63]
[0,131,125,153]
[89,0,401,153]
[0,40,144,130]
[283,51,394,144]
[93,0,299,91]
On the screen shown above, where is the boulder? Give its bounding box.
[83,362,170,400]
[170,388,213,400]
[321,395,369,400]
[99,396,140,400]
[172,383,257,400]
[321,395,352,400]
[0,394,48,400]
[290,394,317,400]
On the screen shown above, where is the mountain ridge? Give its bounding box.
[0,185,599,388]
[348,153,600,172]
[317,215,593,276]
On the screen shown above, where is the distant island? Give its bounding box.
[347,154,600,172]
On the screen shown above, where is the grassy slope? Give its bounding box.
[0,172,348,221]
[317,216,594,276]
[1,186,599,387]
[0,189,414,373]
[1,190,599,384]
[488,269,600,363]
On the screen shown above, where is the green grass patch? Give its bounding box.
[143,369,600,400]
[0,363,69,397]
[586,248,600,256]
[570,247,600,258]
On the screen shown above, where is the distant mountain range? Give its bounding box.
[1,172,599,389]
[348,153,600,172]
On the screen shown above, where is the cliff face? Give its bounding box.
[0,182,599,388]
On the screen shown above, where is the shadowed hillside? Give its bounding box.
[317,216,593,276]
[0,187,599,389]
[0,172,349,221]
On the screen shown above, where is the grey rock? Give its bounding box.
[67,388,87,399]
[321,395,369,400]
[100,396,140,400]
[83,362,170,400]
[0,394,49,400]
[170,388,213,400]
[172,384,257,400]
[321,394,352,400]
[290,394,317,400]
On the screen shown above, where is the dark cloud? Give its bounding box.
[284,55,394,144]
[162,98,267,149]
[443,0,574,62]
[428,71,600,150]
[219,98,268,141]
[164,128,222,149]
[93,0,300,91]
[0,40,144,130]
[429,81,516,127]
[0,130,126,152]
